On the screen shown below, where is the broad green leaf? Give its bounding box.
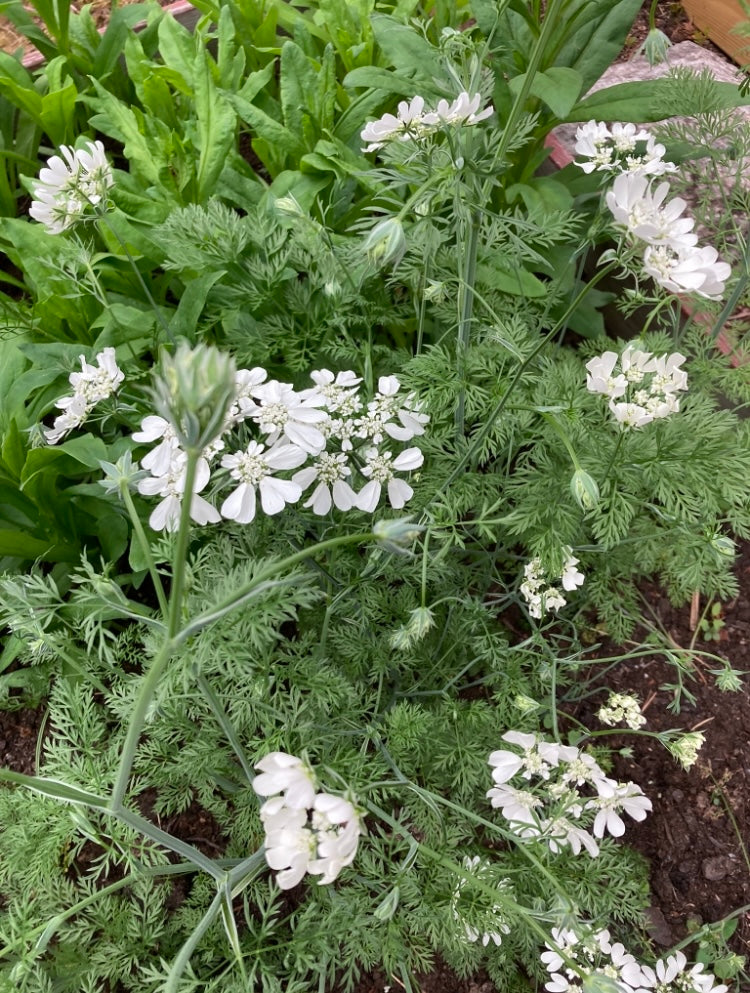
[0,53,43,120]
[280,41,318,138]
[554,0,641,92]
[86,81,162,186]
[228,92,304,162]
[0,769,109,806]
[566,79,750,123]
[93,3,152,77]
[39,82,77,145]
[195,46,237,201]
[343,65,427,97]
[157,11,197,88]
[369,14,441,76]
[0,529,77,561]
[508,67,583,120]
[169,271,226,339]
[234,61,275,103]
[1,419,27,478]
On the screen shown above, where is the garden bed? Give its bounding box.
[0,1,748,991]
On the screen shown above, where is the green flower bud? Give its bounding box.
[571,469,600,511]
[151,342,236,451]
[638,28,672,67]
[363,217,407,268]
[374,886,400,921]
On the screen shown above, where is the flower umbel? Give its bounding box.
[30,140,114,234]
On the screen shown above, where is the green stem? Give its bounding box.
[483,0,565,188]
[454,212,481,441]
[168,448,200,639]
[179,530,376,642]
[99,214,175,347]
[120,481,169,619]
[424,260,621,512]
[108,636,176,811]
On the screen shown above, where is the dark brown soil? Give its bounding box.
[569,539,750,963]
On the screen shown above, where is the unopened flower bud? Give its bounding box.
[513,694,540,714]
[374,886,400,921]
[570,469,600,511]
[709,532,735,560]
[151,342,236,451]
[363,217,407,268]
[637,27,672,66]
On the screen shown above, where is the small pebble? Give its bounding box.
[702,856,734,881]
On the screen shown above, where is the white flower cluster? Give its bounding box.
[361,90,494,152]
[252,752,361,890]
[486,732,651,858]
[585,344,688,429]
[667,730,705,771]
[575,120,730,299]
[45,347,124,445]
[30,140,114,235]
[575,121,675,177]
[450,855,512,947]
[133,368,429,532]
[597,692,646,730]
[541,927,727,993]
[520,548,584,619]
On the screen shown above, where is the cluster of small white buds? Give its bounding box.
[44,347,124,445]
[520,548,584,619]
[540,926,727,993]
[487,732,651,859]
[585,344,688,429]
[666,731,706,771]
[30,140,114,234]
[252,752,362,890]
[597,693,646,731]
[360,90,494,153]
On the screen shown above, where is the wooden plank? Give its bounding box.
[683,0,750,67]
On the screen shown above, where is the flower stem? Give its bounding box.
[120,481,169,619]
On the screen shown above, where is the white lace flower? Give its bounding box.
[306,369,362,416]
[137,452,220,532]
[637,951,728,993]
[44,393,90,445]
[252,752,318,809]
[585,352,628,398]
[308,792,362,885]
[561,550,585,592]
[225,366,268,425]
[44,347,124,444]
[587,779,652,838]
[220,440,306,524]
[544,816,600,858]
[643,243,731,299]
[361,96,428,152]
[251,380,328,454]
[293,452,358,514]
[597,693,646,731]
[260,797,316,890]
[358,446,423,511]
[30,140,113,234]
[132,415,180,475]
[422,90,494,126]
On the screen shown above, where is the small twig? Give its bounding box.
[689,590,700,632]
